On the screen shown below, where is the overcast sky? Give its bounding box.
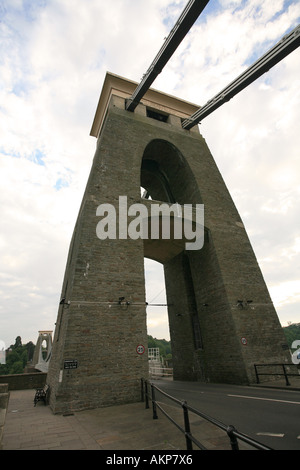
[0,0,299,347]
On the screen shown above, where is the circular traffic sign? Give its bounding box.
[136,344,145,355]
[241,337,247,345]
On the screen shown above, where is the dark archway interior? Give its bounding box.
[141,139,203,206]
[141,139,203,264]
[141,139,205,381]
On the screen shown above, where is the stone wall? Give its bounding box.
[0,373,47,390]
[47,89,290,412]
[0,384,9,450]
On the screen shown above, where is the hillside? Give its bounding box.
[283,323,300,349]
[148,323,300,360]
[148,335,171,359]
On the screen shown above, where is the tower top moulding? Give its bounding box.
[90,72,201,139]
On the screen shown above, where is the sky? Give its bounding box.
[0,0,299,347]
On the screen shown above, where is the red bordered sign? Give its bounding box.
[136,344,145,355]
[241,337,247,345]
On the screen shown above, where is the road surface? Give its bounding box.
[154,379,300,450]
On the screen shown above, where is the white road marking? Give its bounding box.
[227,394,300,405]
[256,432,284,438]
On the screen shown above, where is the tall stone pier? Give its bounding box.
[47,72,290,413]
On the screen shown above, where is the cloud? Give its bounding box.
[144,259,169,340]
[155,0,300,331]
[0,0,299,346]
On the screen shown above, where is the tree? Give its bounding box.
[283,323,300,349]
[10,361,24,374]
[14,336,22,349]
[25,341,35,361]
[0,336,36,375]
[147,335,172,359]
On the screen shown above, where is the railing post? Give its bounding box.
[141,378,144,402]
[254,364,260,384]
[182,401,193,451]
[282,364,291,386]
[145,381,149,409]
[227,425,239,450]
[151,384,158,419]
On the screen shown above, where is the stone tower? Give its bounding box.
[33,330,53,373]
[47,72,290,414]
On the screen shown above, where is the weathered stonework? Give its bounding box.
[0,384,9,449]
[47,73,290,413]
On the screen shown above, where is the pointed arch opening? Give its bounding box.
[141,138,205,380]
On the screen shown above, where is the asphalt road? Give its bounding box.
[154,379,300,450]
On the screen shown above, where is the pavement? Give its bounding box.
[252,377,300,391]
[1,389,239,451]
[2,377,300,451]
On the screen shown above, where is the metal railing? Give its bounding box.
[149,366,173,378]
[141,378,272,451]
[254,363,300,386]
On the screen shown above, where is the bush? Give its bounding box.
[0,337,36,375]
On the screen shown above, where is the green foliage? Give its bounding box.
[283,323,300,349]
[9,361,24,374]
[0,337,36,375]
[14,336,22,349]
[148,335,171,359]
[26,341,35,361]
